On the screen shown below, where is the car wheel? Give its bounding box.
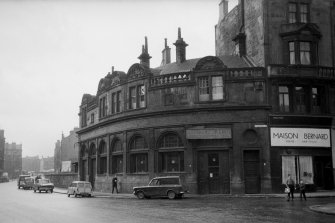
[67,193,70,197]
[167,191,176,200]
[136,191,145,199]
[34,189,36,192]
[74,192,77,197]
[50,189,53,193]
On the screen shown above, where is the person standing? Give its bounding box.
[299,180,307,201]
[286,174,295,201]
[112,175,118,194]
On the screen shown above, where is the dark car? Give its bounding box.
[133,176,188,199]
[33,178,54,193]
[17,175,31,189]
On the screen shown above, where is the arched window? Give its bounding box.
[89,143,96,157]
[129,135,148,173]
[98,140,107,174]
[157,133,184,173]
[110,138,123,174]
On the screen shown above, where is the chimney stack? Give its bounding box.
[138,36,152,68]
[219,0,229,21]
[161,38,171,66]
[173,27,188,64]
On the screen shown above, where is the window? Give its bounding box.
[110,139,123,174]
[99,96,107,118]
[198,76,224,102]
[300,42,311,65]
[98,141,107,174]
[289,41,312,65]
[90,113,94,124]
[288,3,297,23]
[129,136,148,173]
[158,133,184,173]
[279,86,290,112]
[81,106,87,127]
[282,156,313,184]
[288,2,309,23]
[311,87,321,113]
[294,86,306,113]
[112,91,121,114]
[129,85,146,109]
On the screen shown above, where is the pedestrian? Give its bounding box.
[286,174,295,201]
[112,175,118,194]
[299,180,307,201]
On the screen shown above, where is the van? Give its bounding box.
[17,175,31,189]
[67,181,92,197]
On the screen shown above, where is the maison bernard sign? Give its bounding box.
[270,128,330,147]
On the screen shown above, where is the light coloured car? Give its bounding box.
[33,178,54,193]
[67,181,92,197]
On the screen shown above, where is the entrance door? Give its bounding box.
[314,156,334,190]
[89,158,96,188]
[244,150,260,194]
[198,151,230,194]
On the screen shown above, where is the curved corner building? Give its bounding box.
[77,0,335,194]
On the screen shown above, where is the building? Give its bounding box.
[77,0,334,194]
[54,128,79,173]
[40,156,54,172]
[4,143,22,179]
[0,130,5,176]
[22,156,40,174]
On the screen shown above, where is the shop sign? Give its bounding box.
[186,128,231,139]
[270,128,330,147]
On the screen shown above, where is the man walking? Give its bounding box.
[286,174,295,201]
[112,175,118,194]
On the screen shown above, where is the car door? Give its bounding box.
[146,179,159,197]
[78,183,85,194]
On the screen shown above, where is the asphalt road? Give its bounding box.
[0,181,334,223]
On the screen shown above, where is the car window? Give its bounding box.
[78,183,84,187]
[85,183,92,188]
[40,179,50,184]
[159,178,179,185]
[149,179,159,186]
[70,183,77,187]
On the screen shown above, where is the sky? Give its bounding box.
[0,0,238,158]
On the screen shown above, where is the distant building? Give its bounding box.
[4,143,22,179]
[54,128,79,173]
[40,156,54,172]
[0,130,5,176]
[22,156,40,173]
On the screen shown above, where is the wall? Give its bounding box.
[44,172,78,188]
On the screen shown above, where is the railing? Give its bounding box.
[268,64,335,79]
[225,67,265,79]
[150,72,194,88]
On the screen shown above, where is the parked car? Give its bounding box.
[33,178,54,193]
[133,176,188,199]
[23,176,35,189]
[67,181,92,197]
[17,175,31,189]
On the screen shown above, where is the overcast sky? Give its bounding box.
[0,0,238,158]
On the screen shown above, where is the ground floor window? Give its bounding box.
[111,155,123,174]
[282,155,313,184]
[99,156,107,174]
[130,153,148,173]
[159,152,184,172]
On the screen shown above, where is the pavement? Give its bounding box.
[53,187,335,215]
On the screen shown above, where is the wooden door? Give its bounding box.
[244,150,260,194]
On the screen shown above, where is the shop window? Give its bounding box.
[282,156,313,184]
[158,133,184,173]
[288,2,309,24]
[129,85,146,110]
[198,76,224,102]
[279,86,290,112]
[98,141,107,174]
[294,86,306,113]
[112,91,122,114]
[110,139,123,174]
[129,136,148,173]
[99,96,107,118]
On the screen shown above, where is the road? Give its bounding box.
[0,181,334,223]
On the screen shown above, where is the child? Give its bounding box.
[299,180,306,201]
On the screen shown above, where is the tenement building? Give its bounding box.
[77,0,335,194]
[4,142,22,179]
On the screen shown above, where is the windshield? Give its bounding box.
[39,179,50,184]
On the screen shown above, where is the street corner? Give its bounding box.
[309,203,335,215]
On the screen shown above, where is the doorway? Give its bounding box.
[243,150,260,194]
[89,158,96,188]
[198,150,230,194]
[314,156,334,190]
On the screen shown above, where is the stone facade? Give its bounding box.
[0,130,5,176]
[4,142,22,179]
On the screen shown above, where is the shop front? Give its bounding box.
[270,117,334,192]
